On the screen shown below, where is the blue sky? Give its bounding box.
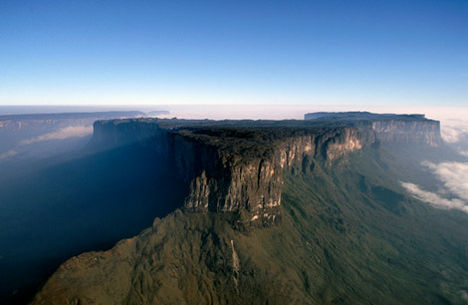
[0,0,467,106]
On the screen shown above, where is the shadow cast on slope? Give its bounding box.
[0,142,188,304]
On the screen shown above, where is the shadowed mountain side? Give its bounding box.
[0,142,187,304]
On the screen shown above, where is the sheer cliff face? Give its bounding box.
[89,117,440,225]
[304,112,442,147]
[372,120,442,146]
[182,127,375,226]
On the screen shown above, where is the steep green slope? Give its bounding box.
[32,147,468,305]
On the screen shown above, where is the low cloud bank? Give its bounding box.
[401,182,468,213]
[422,161,468,201]
[401,161,468,213]
[20,125,93,145]
[440,120,468,143]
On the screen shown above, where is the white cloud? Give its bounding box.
[20,125,93,145]
[401,161,468,213]
[0,149,17,161]
[422,161,468,201]
[401,182,468,213]
[459,150,468,157]
[440,120,468,143]
[441,126,463,143]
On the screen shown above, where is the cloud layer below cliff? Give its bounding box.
[401,182,468,213]
[440,120,468,143]
[401,161,468,213]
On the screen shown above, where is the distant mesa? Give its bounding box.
[305,111,441,147]
[0,110,168,163]
[304,111,426,121]
[147,110,170,116]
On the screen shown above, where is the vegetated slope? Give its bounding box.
[32,146,468,305]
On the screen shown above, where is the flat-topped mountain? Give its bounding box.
[304,111,427,121]
[0,111,152,164]
[89,115,442,222]
[305,111,442,146]
[90,118,375,223]
[30,114,467,305]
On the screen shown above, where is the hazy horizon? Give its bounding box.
[1,104,467,122]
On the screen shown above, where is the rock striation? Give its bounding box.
[371,120,441,146]
[179,126,375,224]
